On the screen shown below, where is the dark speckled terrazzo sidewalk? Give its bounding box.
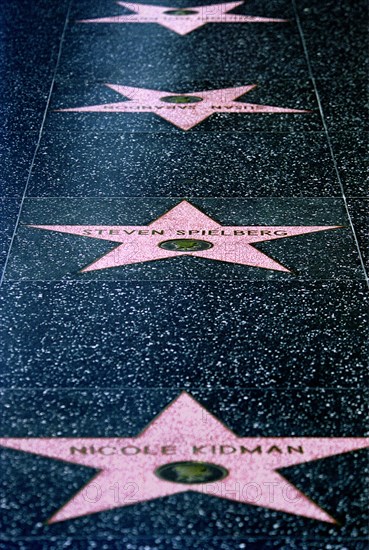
[0,0,368,548]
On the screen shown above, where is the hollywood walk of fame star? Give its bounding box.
[0,393,368,524]
[27,201,342,273]
[78,1,287,35]
[58,84,310,130]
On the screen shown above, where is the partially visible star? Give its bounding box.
[0,393,367,524]
[58,84,310,130]
[28,201,341,273]
[78,1,287,35]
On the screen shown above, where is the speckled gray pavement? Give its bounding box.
[0,0,368,548]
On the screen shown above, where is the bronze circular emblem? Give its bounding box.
[164,9,198,15]
[159,239,213,252]
[155,461,228,484]
[160,95,203,104]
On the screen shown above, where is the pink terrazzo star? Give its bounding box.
[79,2,287,35]
[58,84,309,130]
[0,393,367,524]
[78,1,287,35]
[28,201,341,273]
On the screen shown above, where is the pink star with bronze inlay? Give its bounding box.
[58,84,309,130]
[78,1,287,35]
[28,201,341,273]
[0,394,367,524]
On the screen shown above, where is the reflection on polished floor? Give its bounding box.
[0,0,368,548]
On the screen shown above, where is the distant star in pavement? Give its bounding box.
[58,84,310,130]
[78,1,287,35]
